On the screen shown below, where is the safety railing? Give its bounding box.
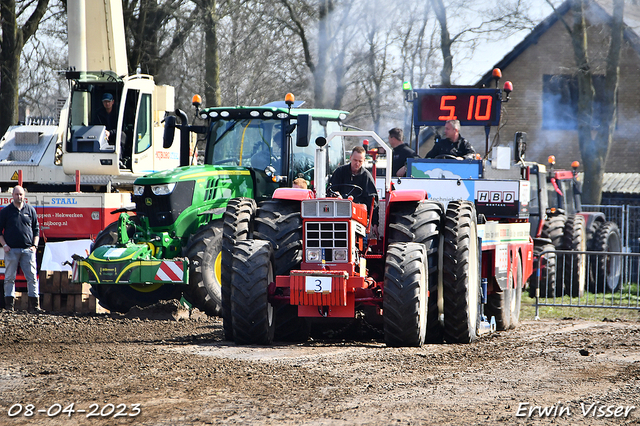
[531,249,640,318]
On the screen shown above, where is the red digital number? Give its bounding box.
[466,95,493,121]
[475,95,492,120]
[438,96,457,120]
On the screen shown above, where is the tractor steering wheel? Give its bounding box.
[328,183,363,199]
[435,154,458,160]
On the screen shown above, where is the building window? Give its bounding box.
[542,74,610,130]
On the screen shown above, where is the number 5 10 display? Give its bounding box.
[413,88,501,127]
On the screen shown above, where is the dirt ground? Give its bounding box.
[0,302,639,426]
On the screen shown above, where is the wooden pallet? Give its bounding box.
[34,271,109,314]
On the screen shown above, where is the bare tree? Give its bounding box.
[122,0,198,81]
[431,0,536,86]
[0,0,50,136]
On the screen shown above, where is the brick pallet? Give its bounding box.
[34,271,109,314]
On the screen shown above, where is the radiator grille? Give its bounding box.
[305,221,348,262]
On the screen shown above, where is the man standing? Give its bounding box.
[0,186,42,312]
[329,146,379,236]
[388,127,418,177]
[425,119,476,160]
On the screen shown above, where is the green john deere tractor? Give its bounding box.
[72,98,348,314]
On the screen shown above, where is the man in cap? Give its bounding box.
[96,93,128,166]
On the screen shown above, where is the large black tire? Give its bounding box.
[540,215,567,248]
[230,240,275,345]
[253,200,307,340]
[559,214,587,297]
[588,221,622,293]
[509,253,523,330]
[91,218,182,313]
[528,243,557,298]
[383,242,428,347]
[441,201,481,344]
[386,201,444,343]
[183,220,224,316]
[221,198,256,340]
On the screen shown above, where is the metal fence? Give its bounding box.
[582,204,640,253]
[532,249,640,317]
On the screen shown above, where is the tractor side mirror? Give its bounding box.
[163,115,177,149]
[296,114,312,147]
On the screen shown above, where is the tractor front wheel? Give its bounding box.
[383,242,428,347]
[221,198,256,339]
[184,220,224,316]
[230,240,276,345]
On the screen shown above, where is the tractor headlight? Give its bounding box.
[307,249,321,262]
[133,185,145,196]
[151,183,176,196]
[333,249,347,261]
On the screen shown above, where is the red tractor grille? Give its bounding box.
[290,270,348,306]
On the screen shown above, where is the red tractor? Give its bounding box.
[526,155,622,297]
[223,125,533,346]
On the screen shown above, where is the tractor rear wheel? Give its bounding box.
[386,200,444,343]
[253,200,307,341]
[441,201,481,344]
[588,221,622,293]
[559,214,587,297]
[540,215,567,248]
[383,242,428,347]
[230,240,276,345]
[485,283,511,331]
[184,220,224,316]
[528,243,557,298]
[488,252,523,331]
[509,253,523,329]
[221,198,256,340]
[91,217,182,313]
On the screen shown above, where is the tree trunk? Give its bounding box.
[314,0,332,108]
[204,0,221,106]
[0,0,49,137]
[432,0,452,86]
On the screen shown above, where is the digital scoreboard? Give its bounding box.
[413,88,502,127]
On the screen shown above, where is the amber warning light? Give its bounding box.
[285,93,295,107]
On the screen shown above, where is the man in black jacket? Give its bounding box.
[329,146,379,235]
[388,127,419,177]
[0,186,42,312]
[425,119,476,160]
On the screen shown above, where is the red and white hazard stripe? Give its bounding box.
[155,261,184,282]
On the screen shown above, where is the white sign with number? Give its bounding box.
[305,276,332,293]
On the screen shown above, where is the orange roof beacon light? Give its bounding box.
[548,155,556,165]
[192,94,202,108]
[285,93,295,107]
[492,68,502,79]
[571,160,580,176]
